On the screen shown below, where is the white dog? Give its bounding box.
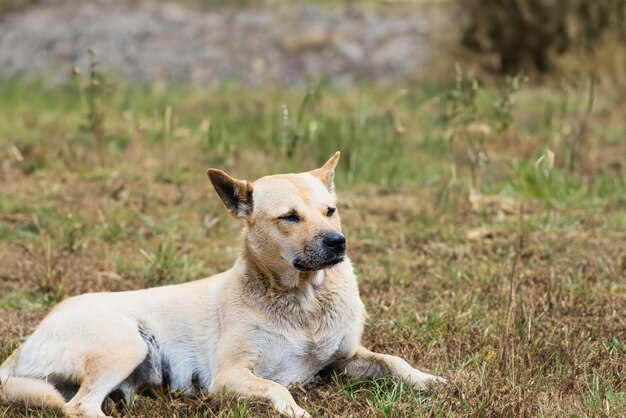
[0,152,444,417]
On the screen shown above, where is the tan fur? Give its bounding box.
[0,151,444,418]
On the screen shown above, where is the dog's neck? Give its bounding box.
[236,237,352,330]
[240,230,325,291]
[242,247,320,291]
[237,252,334,329]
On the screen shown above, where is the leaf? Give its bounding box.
[535,148,555,177]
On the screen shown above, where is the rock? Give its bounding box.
[0,0,451,87]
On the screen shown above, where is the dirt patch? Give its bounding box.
[0,308,47,344]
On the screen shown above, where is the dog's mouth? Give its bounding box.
[293,255,345,272]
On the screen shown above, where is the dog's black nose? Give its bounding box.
[323,232,346,249]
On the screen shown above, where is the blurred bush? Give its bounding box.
[460,0,626,73]
[0,0,39,16]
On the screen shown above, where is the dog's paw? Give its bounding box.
[275,401,311,418]
[295,408,311,418]
[428,375,447,386]
[285,406,310,418]
[409,370,447,390]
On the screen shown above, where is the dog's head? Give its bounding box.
[207,152,345,275]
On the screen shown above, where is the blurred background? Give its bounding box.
[0,0,625,417]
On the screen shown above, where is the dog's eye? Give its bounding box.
[326,207,336,217]
[278,213,301,222]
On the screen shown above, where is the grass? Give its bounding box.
[0,66,625,417]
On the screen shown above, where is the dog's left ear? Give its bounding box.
[206,169,253,219]
[310,151,340,194]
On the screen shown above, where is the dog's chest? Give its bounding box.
[253,285,359,386]
[255,327,345,386]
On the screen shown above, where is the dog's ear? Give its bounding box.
[206,169,253,219]
[310,151,340,193]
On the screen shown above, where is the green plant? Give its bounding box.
[492,73,525,132]
[439,65,489,191]
[139,237,202,286]
[337,377,414,418]
[73,49,107,159]
[442,64,479,130]
[30,236,69,303]
[281,79,325,157]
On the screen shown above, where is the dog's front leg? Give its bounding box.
[332,346,445,390]
[209,367,310,418]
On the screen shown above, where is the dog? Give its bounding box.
[0,151,445,417]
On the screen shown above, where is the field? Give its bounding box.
[0,65,625,417]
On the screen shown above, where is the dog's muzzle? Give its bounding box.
[293,232,346,271]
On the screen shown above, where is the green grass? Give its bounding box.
[0,69,625,417]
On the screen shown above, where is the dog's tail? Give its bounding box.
[0,349,65,409]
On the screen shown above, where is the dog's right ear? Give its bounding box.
[206,169,253,219]
[310,151,340,194]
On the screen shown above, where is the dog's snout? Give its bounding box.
[323,232,346,249]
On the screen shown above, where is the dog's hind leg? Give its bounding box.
[62,337,147,418]
[331,346,445,390]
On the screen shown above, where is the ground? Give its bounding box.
[0,69,625,417]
